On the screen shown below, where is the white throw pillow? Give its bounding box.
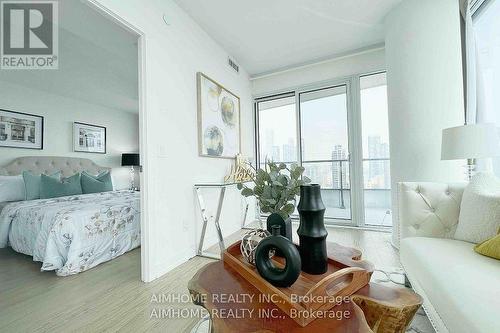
[0,175,26,202]
[454,173,500,244]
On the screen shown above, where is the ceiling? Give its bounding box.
[0,0,139,113]
[174,0,402,76]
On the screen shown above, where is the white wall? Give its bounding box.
[0,81,139,190]
[251,47,386,96]
[91,0,255,281]
[385,0,465,247]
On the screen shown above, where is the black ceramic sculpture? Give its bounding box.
[297,184,328,275]
[266,212,293,242]
[255,225,301,288]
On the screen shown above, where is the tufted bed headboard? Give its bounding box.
[0,156,110,178]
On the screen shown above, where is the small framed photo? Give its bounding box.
[73,122,106,154]
[0,109,44,150]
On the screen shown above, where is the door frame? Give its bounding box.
[85,0,152,282]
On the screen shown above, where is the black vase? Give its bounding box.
[266,212,292,242]
[255,225,301,288]
[297,184,328,275]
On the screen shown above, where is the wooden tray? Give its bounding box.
[223,241,374,327]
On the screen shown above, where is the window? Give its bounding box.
[256,94,297,169]
[255,72,392,227]
[360,73,392,226]
[473,0,500,174]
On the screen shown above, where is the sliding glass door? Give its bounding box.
[360,73,392,226]
[299,85,352,221]
[255,72,391,227]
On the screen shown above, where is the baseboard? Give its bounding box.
[146,249,194,282]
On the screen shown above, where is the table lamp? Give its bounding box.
[441,123,500,180]
[121,153,140,190]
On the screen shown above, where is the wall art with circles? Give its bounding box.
[197,72,240,159]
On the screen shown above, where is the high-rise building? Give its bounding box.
[306,164,319,183]
[263,129,274,161]
[366,135,390,189]
[271,146,281,161]
[331,145,348,189]
[368,136,382,182]
[282,138,296,162]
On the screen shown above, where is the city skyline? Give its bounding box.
[260,133,390,190]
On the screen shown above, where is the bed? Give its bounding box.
[0,156,140,276]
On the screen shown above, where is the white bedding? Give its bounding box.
[0,201,11,215]
[0,190,140,276]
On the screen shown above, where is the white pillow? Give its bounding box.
[0,175,26,202]
[454,173,500,244]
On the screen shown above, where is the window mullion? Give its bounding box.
[295,92,302,167]
[348,76,366,227]
[254,101,260,168]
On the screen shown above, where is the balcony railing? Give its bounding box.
[258,158,392,227]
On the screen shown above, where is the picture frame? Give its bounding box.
[197,72,241,159]
[0,109,44,150]
[73,122,106,154]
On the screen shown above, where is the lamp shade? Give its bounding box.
[121,153,140,166]
[441,123,500,160]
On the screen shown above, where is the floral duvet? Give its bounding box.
[0,190,140,276]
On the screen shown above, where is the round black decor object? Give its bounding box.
[254,226,301,288]
[297,184,329,275]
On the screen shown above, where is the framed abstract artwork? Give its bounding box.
[0,109,44,150]
[73,122,106,154]
[197,72,241,159]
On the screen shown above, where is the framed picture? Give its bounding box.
[0,109,44,150]
[197,72,241,159]
[73,122,106,154]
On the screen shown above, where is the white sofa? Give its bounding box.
[398,182,500,333]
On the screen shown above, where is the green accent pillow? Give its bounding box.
[22,171,62,200]
[475,229,500,260]
[40,173,83,199]
[81,171,113,194]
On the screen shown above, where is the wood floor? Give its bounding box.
[0,225,399,333]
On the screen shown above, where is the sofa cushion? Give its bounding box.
[475,231,500,260]
[455,173,500,243]
[401,237,500,333]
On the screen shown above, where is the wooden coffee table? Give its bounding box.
[188,243,422,333]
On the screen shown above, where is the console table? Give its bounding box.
[194,182,251,259]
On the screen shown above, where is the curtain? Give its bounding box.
[461,0,492,170]
[460,0,486,124]
[461,0,476,124]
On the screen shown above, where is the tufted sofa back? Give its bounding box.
[0,156,110,178]
[398,182,467,242]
